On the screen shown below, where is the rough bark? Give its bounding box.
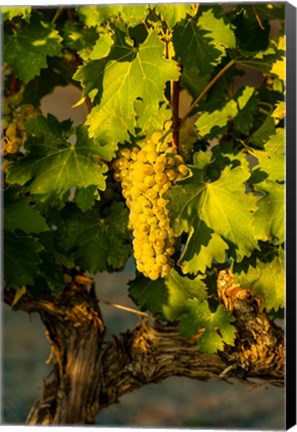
[3,271,285,425]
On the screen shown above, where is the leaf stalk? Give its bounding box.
[180,59,236,127]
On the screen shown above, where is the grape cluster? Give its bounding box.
[113,132,190,280]
[1,96,39,156]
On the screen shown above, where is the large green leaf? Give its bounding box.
[22,57,77,107]
[236,34,285,77]
[89,32,114,60]
[198,9,236,58]
[129,269,206,320]
[169,165,259,261]
[62,20,98,60]
[86,30,179,158]
[163,270,207,320]
[233,88,258,135]
[128,275,168,317]
[251,128,285,182]
[6,115,106,202]
[1,6,31,21]
[74,26,136,105]
[78,5,148,28]
[195,86,255,138]
[249,116,276,147]
[233,9,270,53]
[253,180,284,244]
[195,99,237,138]
[4,230,43,287]
[4,17,62,81]
[4,188,48,234]
[178,218,228,275]
[237,250,285,312]
[179,300,236,353]
[172,19,221,76]
[154,4,196,28]
[75,186,99,212]
[53,202,131,273]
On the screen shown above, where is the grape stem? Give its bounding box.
[179,59,236,127]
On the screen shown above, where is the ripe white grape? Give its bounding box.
[1,99,40,156]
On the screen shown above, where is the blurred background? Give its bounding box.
[2,74,285,428]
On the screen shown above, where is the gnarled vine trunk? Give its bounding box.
[4,272,284,425]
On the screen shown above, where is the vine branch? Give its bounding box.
[3,272,284,425]
[180,59,236,126]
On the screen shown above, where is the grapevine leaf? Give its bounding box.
[237,251,285,312]
[74,26,136,105]
[22,57,78,107]
[128,275,168,317]
[154,4,196,28]
[4,230,43,287]
[233,9,270,53]
[195,99,238,138]
[74,60,107,104]
[4,187,48,234]
[242,4,284,21]
[75,186,99,212]
[236,35,285,77]
[262,128,285,181]
[181,66,210,99]
[4,17,62,81]
[89,32,114,60]
[272,101,285,125]
[252,181,284,244]
[233,87,258,135]
[78,5,148,28]
[178,218,228,275]
[54,202,131,273]
[250,128,285,182]
[62,21,98,60]
[135,102,171,136]
[102,201,132,270]
[114,5,148,26]
[86,30,179,159]
[169,165,259,261]
[39,231,75,270]
[129,269,206,320]
[195,87,255,138]
[172,19,221,76]
[6,116,106,202]
[193,151,212,170]
[198,9,236,58]
[179,300,236,353]
[1,6,31,22]
[38,251,65,294]
[270,36,285,81]
[163,270,207,320]
[249,116,276,147]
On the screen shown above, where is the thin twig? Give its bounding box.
[51,7,63,24]
[252,5,265,30]
[99,299,150,318]
[180,59,236,127]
